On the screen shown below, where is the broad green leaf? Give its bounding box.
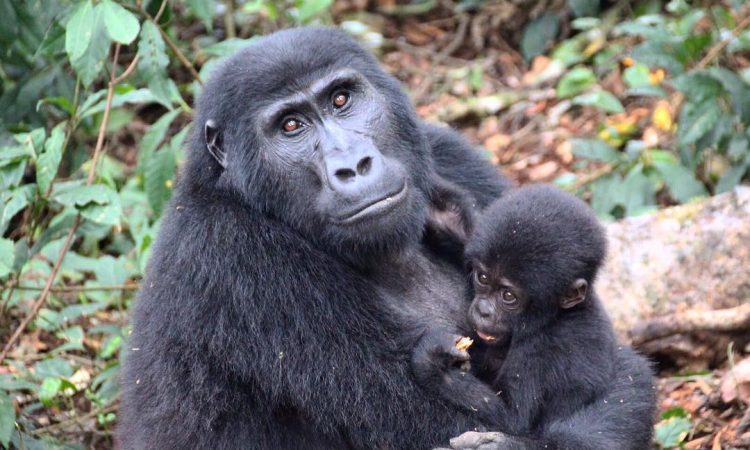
[568,0,599,17]
[34,358,74,380]
[0,238,13,278]
[38,377,63,407]
[623,63,651,89]
[521,12,559,61]
[0,186,33,235]
[654,416,691,448]
[186,0,215,29]
[622,167,656,216]
[36,122,66,194]
[0,391,13,448]
[138,109,181,177]
[0,160,27,192]
[65,0,94,61]
[80,185,122,226]
[716,161,749,194]
[101,0,140,44]
[297,0,332,23]
[556,67,596,98]
[201,37,258,57]
[631,39,686,74]
[82,88,160,118]
[52,184,110,208]
[138,21,169,81]
[678,99,722,146]
[652,160,708,203]
[54,326,85,353]
[572,91,624,113]
[671,72,725,103]
[145,147,176,214]
[590,174,624,217]
[570,139,621,163]
[728,133,750,161]
[71,4,110,87]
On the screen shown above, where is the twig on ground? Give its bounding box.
[629,304,750,346]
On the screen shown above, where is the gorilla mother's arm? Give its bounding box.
[120,199,493,449]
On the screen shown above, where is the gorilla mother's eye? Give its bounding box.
[332,91,349,109]
[474,271,490,286]
[282,118,302,134]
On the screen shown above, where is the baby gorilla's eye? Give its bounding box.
[333,92,349,108]
[475,271,490,286]
[501,289,518,307]
[282,118,302,133]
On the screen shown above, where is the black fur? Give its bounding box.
[118,27,509,450]
[414,185,656,449]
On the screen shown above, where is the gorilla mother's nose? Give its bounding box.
[326,151,383,192]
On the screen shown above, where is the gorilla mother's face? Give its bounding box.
[196,29,431,258]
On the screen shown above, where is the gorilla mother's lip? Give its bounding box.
[334,183,408,225]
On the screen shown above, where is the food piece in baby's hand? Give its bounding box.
[455,336,473,352]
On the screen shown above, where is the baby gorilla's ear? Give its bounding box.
[560,278,588,309]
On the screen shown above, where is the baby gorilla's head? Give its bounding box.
[465,185,606,344]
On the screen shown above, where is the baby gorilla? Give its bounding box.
[414,184,655,449]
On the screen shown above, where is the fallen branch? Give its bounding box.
[629,304,750,346]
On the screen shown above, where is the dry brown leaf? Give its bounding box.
[720,357,750,404]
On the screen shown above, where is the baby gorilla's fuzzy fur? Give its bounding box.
[416,184,656,450]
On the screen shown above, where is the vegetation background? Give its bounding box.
[0,0,749,448]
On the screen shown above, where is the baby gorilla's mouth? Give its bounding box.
[475,330,498,342]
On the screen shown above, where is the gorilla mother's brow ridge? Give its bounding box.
[261,69,367,124]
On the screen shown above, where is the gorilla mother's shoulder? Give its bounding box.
[118,27,508,450]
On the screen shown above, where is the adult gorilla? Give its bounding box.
[119,27,508,449]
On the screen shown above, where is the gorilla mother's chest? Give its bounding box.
[368,247,470,333]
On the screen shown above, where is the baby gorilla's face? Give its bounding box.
[467,262,526,346]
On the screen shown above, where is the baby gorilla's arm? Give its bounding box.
[411,328,505,426]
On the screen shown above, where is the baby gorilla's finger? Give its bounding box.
[449,431,510,449]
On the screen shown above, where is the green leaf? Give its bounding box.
[556,67,596,98]
[570,139,621,163]
[297,0,332,23]
[80,185,122,226]
[567,0,599,17]
[0,391,14,448]
[521,12,559,61]
[590,174,623,217]
[186,0,215,29]
[34,358,74,380]
[145,147,176,215]
[71,4,111,87]
[36,122,66,194]
[0,238,13,279]
[716,161,749,194]
[38,377,63,407]
[65,0,94,61]
[201,37,258,57]
[652,160,708,203]
[138,21,169,81]
[52,184,110,207]
[0,186,33,235]
[622,167,656,216]
[623,63,651,89]
[632,39,686,74]
[654,416,691,448]
[101,0,140,45]
[671,72,725,103]
[138,109,181,177]
[572,91,625,113]
[678,99,722,146]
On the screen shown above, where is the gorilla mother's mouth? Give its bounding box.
[334,183,408,225]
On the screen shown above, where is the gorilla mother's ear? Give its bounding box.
[205,120,226,168]
[560,278,588,309]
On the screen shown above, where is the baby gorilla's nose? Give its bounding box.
[474,298,495,319]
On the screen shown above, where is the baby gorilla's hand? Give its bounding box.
[411,328,471,386]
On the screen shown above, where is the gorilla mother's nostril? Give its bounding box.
[357,156,372,176]
[334,168,356,182]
